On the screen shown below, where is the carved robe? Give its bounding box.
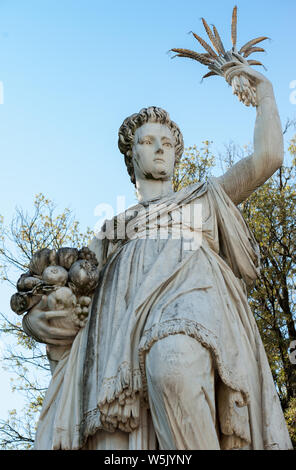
[32,178,292,450]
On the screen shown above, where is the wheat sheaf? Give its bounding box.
[171,6,269,107]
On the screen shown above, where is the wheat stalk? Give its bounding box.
[201,71,219,80]
[171,48,214,65]
[231,5,238,48]
[212,25,226,55]
[170,5,270,107]
[239,37,269,54]
[243,47,266,58]
[201,17,221,55]
[191,32,218,58]
[247,60,265,68]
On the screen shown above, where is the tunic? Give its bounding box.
[32,178,292,450]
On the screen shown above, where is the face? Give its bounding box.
[132,122,175,182]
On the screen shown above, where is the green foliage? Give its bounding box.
[241,156,296,406]
[285,397,296,447]
[0,193,93,285]
[0,193,93,449]
[173,141,215,191]
[0,408,36,450]
[174,135,296,447]
[1,134,296,448]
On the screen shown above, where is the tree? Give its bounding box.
[240,135,296,447]
[0,194,93,449]
[1,131,295,448]
[241,136,296,406]
[173,140,215,191]
[174,131,296,447]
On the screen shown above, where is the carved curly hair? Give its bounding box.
[118,106,184,186]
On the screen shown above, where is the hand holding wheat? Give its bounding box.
[171,5,269,107]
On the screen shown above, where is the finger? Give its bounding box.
[224,66,248,85]
[225,65,247,81]
[250,87,257,105]
[231,78,237,95]
[240,75,249,89]
[35,295,48,311]
[45,310,69,320]
[228,67,261,86]
[239,75,247,94]
[221,61,241,72]
[249,92,257,107]
[234,87,240,98]
[42,337,76,346]
[225,64,249,75]
[46,325,78,339]
[233,75,240,91]
[227,70,252,86]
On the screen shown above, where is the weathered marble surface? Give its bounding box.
[18,63,292,450]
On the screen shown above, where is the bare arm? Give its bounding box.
[217,64,284,205]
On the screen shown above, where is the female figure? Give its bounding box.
[24,64,292,450]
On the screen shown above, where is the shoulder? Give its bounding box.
[173,180,208,202]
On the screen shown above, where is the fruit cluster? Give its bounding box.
[11,246,100,329]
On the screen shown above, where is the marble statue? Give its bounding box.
[11,12,293,450]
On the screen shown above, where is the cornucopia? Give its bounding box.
[10,246,100,329]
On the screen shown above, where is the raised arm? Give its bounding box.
[217,64,284,205]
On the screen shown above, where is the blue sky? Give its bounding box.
[0,0,295,426]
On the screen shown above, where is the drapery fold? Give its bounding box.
[33,179,292,450]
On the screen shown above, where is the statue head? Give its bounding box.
[118,106,184,186]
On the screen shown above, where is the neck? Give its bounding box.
[135,178,173,203]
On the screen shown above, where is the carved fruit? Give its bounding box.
[57,247,79,270]
[46,287,78,332]
[42,266,68,286]
[17,274,44,292]
[47,287,77,311]
[10,292,42,315]
[79,296,92,307]
[78,247,99,266]
[29,248,58,275]
[68,260,100,294]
